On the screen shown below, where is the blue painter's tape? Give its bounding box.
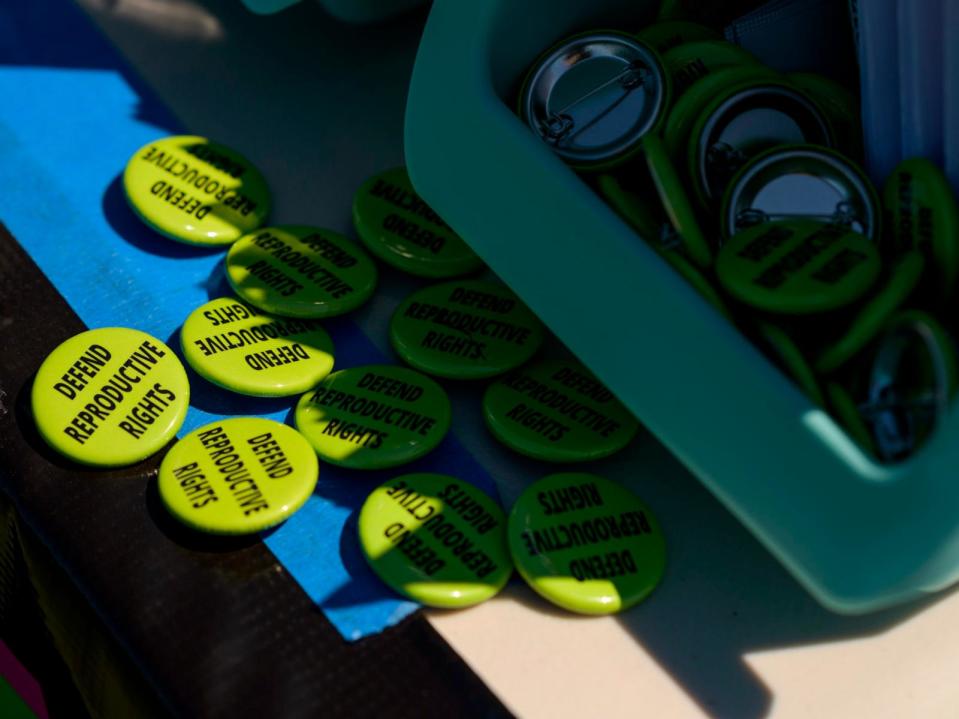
[0,0,498,640]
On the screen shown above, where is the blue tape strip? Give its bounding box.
[0,0,498,640]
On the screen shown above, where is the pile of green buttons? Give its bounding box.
[31,136,666,615]
[519,18,959,464]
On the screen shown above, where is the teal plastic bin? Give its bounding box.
[241,0,424,22]
[404,0,959,614]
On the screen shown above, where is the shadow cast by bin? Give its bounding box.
[606,437,947,718]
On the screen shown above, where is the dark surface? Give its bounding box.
[0,223,511,718]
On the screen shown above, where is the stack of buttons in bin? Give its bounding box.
[517,17,959,467]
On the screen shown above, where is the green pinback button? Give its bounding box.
[353,167,483,279]
[663,64,781,161]
[31,328,189,467]
[859,311,959,462]
[715,220,881,315]
[826,312,958,463]
[663,40,759,96]
[357,473,512,608]
[390,280,545,380]
[815,251,925,374]
[644,134,713,267]
[636,20,722,54]
[678,69,832,209]
[158,418,318,535]
[508,473,666,615]
[225,225,378,318]
[688,87,832,210]
[883,158,959,299]
[721,145,881,243]
[756,322,826,406]
[483,359,639,463]
[180,297,335,397]
[123,135,271,246]
[294,365,451,470]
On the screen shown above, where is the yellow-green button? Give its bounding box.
[508,473,666,615]
[180,297,335,397]
[357,473,512,608]
[158,418,318,535]
[883,158,959,299]
[663,64,780,160]
[390,280,545,380]
[644,134,713,267]
[815,250,925,374]
[225,226,378,318]
[352,167,484,279]
[123,135,271,246]
[294,365,451,470]
[716,220,881,315]
[483,359,640,463]
[31,328,190,467]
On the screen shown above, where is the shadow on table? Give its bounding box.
[551,437,949,718]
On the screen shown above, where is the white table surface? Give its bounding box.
[75,1,959,716]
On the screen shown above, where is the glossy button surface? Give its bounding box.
[180,297,335,397]
[123,135,271,246]
[294,365,451,470]
[883,158,959,299]
[226,225,378,318]
[358,473,513,608]
[390,280,545,380]
[158,418,318,534]
[722,145,879,242]
[483,359,639,462]
[687,78,831,206]
[508,473,666,614]
[815,251,925,374]
[31,328,189,467]
[716,220,881,315]
[353,167,483,278]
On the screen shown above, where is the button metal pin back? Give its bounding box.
[722,146,881,242]
[688,82,832,207]
[520,31,670,171]
[858,312,957,462]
